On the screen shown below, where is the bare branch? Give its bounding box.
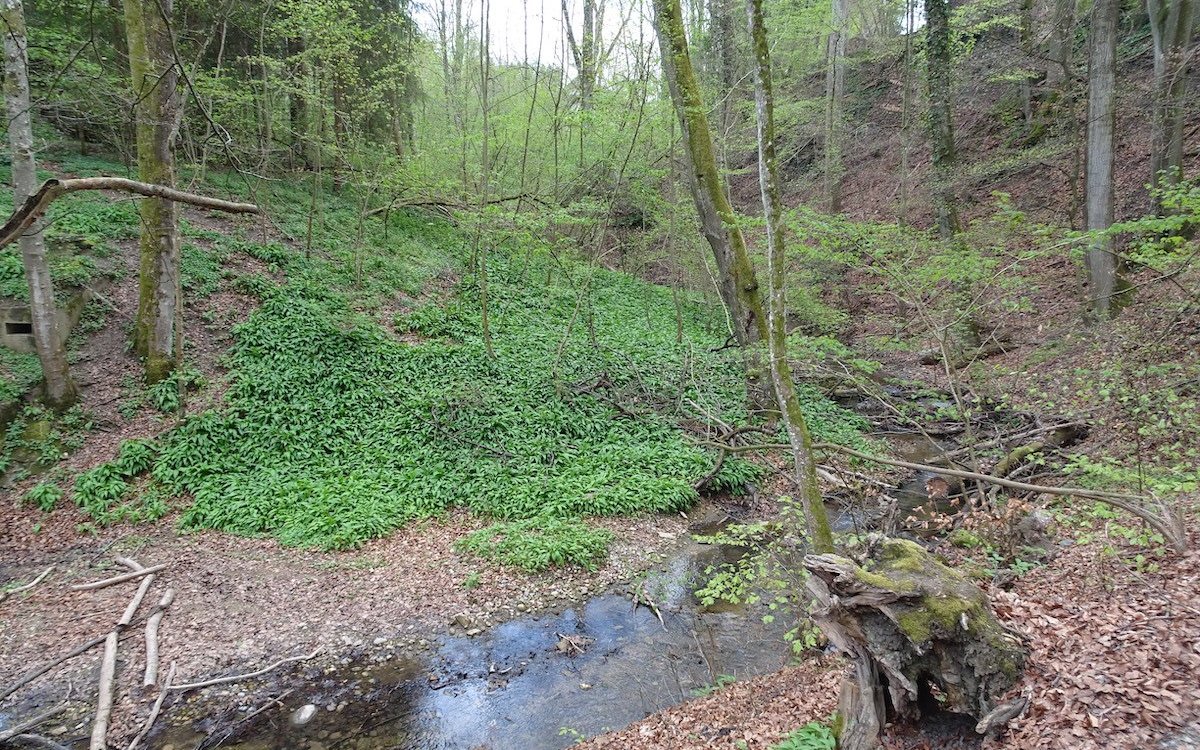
[0,178,259,250]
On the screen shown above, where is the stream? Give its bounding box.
[156,514,795,750]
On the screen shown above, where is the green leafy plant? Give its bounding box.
[457,518,614,572]
[770,720,837,750]
[25,481,63,511]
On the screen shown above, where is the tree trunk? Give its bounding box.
[651,0,768,352]
[925,0,960,237]
[1045,0,1075,87]
[805,537,1028,750]
[562,0,601,109]
[1085,0,1118,318]
[3,0,77,409]
[124,0,182,384]
[745,0,835,553]
[823,0,849,211]
[1147,0,1196,203]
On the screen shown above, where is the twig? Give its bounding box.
[71,565,167,592]
[143,589,176,688]
[89,631,118,750]
[0,704,67,743]
[167,649,322,692]
[126,663,175,750]
[0,566,54,604]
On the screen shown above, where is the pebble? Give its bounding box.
[290,704,319,726]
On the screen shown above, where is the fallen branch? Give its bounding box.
[167,648,322,692]
[0,704,67,743]
[126,663,175,750]
[71,564,167,592]
[0,177,259,249]
[118,574,156,628]
[89,631,118,750]
[8,735,72,750]
[818,443,1186,552]
[6,734,71,744]
[115,557,144,572]
[143,589,176,688]
[693,438,1187,551]
[0,566,54,604]
[1,633,110,702]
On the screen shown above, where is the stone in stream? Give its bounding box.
[290,704,319,727]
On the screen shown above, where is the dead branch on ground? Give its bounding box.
[71,565,167,592]
[89,632,118,750]
[167,649,322,692]
[0,704,67,743]
[0,566,54,605]
[143,589,176,687]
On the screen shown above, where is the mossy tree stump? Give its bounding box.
[804,536,1027,750]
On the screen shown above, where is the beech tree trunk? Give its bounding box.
[652,0,768,351]
[124,0,183,384]
[1146,0,1196,203]
[745,0,835,553]
[925,0,960,237]
[823,0,849,211]
[3,0,77,409]
[1085,0,1118,317]
[1045,0,1075,87]
[805,537,1028,750]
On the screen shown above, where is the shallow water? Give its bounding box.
[158,524,794,750]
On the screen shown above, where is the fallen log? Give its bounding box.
[805,536,1028,750]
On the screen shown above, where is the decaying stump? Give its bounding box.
[804,536,1027,750]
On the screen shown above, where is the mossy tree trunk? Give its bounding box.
[925,0,960,238]
[805,537,1028,750]
[124,0,183,384]
[3,0,77,409]
[745,0,834,553]
[652,0,772,408]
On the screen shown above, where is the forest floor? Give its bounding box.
[1,150,1198,750]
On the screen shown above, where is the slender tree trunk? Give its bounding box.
[924,0,960,237]
[1045,0,1075,87]
[824,0,849,211]
[652,0,769,353]
[3,0,77,409]
[1147,0,1196,204]
[745,0,835,553]
[477,0,495,359]
[124,0,182,384]
[1085,0,1118,317]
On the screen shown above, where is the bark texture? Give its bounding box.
[1085,0,1118,317]
[805,537,1028,750]
[745,0,834,552]
[1146,0,1196,201]
[823,0,849,211]
[924,0,960,237]
[124,0,183,383]
[2,0,77,408]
